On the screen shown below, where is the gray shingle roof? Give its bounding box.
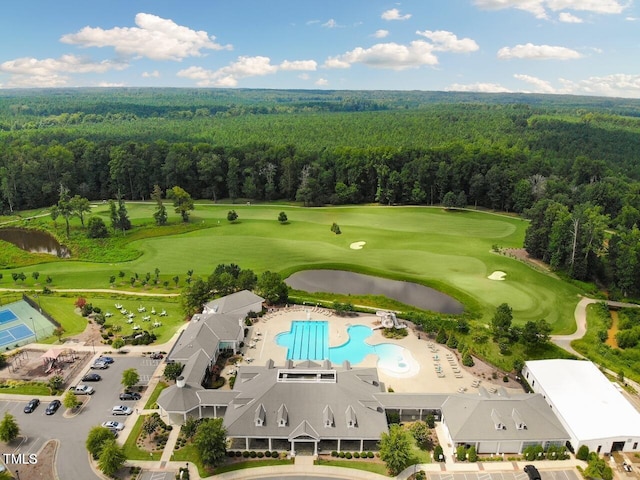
[442,394,569,443]
[204,290,263,315]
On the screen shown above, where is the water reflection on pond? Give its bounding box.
[285,269,463,314]
[0,228,70,258]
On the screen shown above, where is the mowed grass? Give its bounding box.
[0,204,582,332]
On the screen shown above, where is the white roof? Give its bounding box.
[525,360,640,441]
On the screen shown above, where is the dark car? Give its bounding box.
[23,398,40,414]
[99,356,114,364]
[524,465,541,480]
[82,373,101,382]
[119,392,141,401]
[150,352,164,360]
[45,399,61,415]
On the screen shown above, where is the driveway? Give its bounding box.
[0,353,163,480]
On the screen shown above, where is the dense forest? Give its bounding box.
[2,88,640,297]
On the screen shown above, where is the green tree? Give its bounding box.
[491,303,513,339]
[456,444,467,461]
[108,199,118,233]
[69,195,91,227]
[467,445,477,462]
[227,156,241,203]
[86,426,115,458]
[181,278,211,316]
[331,222,341,234]
[63,390,80,410]
[409,421,430,448]
[0,412,20,443]
[576,445,590,461]
[257,271,288,304]
[442,191,458,209]
[56,183,73,238]
[112,337,125,350]
[278,211,288,224]
[87,216,109,238]
[173,275,180,287]
[164,362,184,381]
[434,444,444,462]
[193,418,227,467]
[166,186,194,222]
[31,271,40,282]
[151,184,168,225]
[584,456,613,480]
[227,210,238,222]
[97,438,126,477]
[521,319,552,349]
[115,193,132,233]
[121,368,140,390]
[379,424,413,475]
[53,326,65,342]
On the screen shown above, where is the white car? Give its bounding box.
[112,405,133,416]
[102,421,125,430]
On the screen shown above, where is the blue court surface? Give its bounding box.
[0,324,34,347]
[0,309,18,324]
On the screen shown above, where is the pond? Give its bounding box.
[0,227,70,258]
[285,269,464,314]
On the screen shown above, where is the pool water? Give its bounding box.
[276,321,414,374]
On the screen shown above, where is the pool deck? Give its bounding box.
[235,306,523,396]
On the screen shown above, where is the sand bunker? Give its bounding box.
[488,271,507,281]
[350,241,366,250]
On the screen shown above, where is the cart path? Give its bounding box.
[0,287,179,297]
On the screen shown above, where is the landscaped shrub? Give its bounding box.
[468,446,477,462]
[576,445,590,461]
[456,445,467,461]
[331,451,338,457]
[338,452,345,458]
[434,445,444,462]
[249,451,256,458]
[235,451,242,457]
[343,452,351,459]
[367,452,374,458]
[257,451,264,458]
[242,451,250,458]
[354,452,360,458]
[227,451,235,457]
[265,451,272,457]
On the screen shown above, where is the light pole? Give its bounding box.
[90,340,95,355]
[15,470,21,480]
[30,316,37,341]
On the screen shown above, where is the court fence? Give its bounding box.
[22,293,61,328]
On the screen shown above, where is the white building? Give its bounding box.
[523,359,640,454]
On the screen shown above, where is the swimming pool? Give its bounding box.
[276,321,418,375]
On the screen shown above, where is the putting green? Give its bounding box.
[0,205,582,333]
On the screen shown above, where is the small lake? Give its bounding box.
[285,269,464,314]
[0,228,70,258]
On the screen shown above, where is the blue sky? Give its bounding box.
[1,0,639,97]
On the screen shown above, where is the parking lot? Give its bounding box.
[429,470,579,480]
[0,353,164,480]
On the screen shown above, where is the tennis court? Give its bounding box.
[0,309,18,324]
[0,324,34,345]
[0,300,55,349]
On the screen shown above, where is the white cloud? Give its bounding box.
[322,19,339,28]
[177,56,316,86]
[446,82,513,93]
[0,54,128,87]
[498,43,583,59]
[373,29,390,38]
[415,30,479,53]
[298,73,310,80]
[558,12,583,22]
[324,41,438,70]
[280,60,318,71]
[142,70,160,78]
[60,13,231,61]
[473,0,626,19]
[381,8,412,20]
[315,78,329,86]
[97,81,126,87]
[565,73,640,98]
[513,73,558,93]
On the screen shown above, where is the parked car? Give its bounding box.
[82,373,101,382]
[119,392,141,401]
[524,465,541,480]
[102,421,125,431]
[99,356,114,364]
[150,352,164,359]
[112,405,133,416]
[23,398,40,414]
[91,361,109,370]
[45,400,61,415]
[69,384,95,395]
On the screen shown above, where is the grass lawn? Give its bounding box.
[35,294,184,345]
[144,381,169,409]
[122,415,162,461]
[0,381,51,396]
[0,204,583,333]
[315,458,390,476]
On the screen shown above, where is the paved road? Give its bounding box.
[0,354,163,480]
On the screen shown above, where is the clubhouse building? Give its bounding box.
[157,291,579,456]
